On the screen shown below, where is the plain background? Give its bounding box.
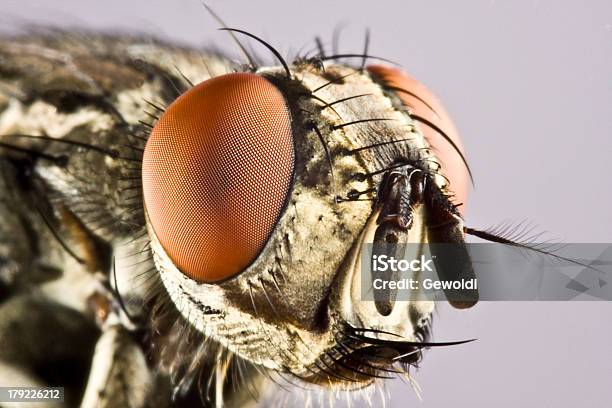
[2,0,611,406]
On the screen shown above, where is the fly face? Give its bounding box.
[0,24,482,404]
[142,56,474,386]
[1,7,607,407]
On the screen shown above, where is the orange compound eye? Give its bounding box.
[367,65,469,215]
[142,73,294,283]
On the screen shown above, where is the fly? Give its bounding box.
[0,7,587,408]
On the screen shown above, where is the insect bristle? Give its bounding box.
[463,222,600,272]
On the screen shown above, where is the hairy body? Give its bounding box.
[0,31,472,407]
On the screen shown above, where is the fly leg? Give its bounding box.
[0,158,64,298]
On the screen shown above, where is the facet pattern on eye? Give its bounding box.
[142,73,294,282]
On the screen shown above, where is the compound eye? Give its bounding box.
[142,73,294,282]
[367,65,469,214]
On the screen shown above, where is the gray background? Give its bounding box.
[2,0,611,406]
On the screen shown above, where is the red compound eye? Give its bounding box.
[142,73,294,283]
[367,65,469,214]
